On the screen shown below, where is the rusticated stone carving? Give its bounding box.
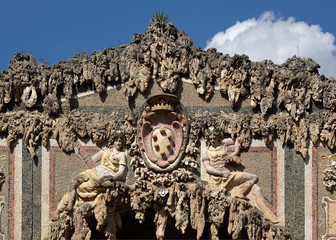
[322,154,336,192]
[142,20,191,92]
[215,54,250,106]
[2,16,336,240]
[0,102,328,163]
[42,93,60,115]
[53,110,136,153]
[0,18,333,117]
[276,57,320,121]
[23,112,53,157]
[50,180,289,240]
[0,111,53,158]
[0,18,335,157]
[53,115,77,153]
[322,76,336,110]
[249,60,275,115]
[320,111,336,150]
[21,85,37,108]
[188,49,214,100]
[0,110,136,159]
[0,81,11,111]
[188,110,329,158]
[308,111,322,145]
[121,47,151,100]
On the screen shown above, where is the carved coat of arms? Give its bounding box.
[138,94,187,172]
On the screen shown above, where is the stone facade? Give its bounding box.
[0,18,335,239]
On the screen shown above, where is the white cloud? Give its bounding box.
[206,11,336,78]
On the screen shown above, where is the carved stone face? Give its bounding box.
[209,134,220,148]
[113,138,123,151]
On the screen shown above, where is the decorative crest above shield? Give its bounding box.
[138,94,187,172]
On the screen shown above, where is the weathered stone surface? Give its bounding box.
[50,181,289,240]
[0,18,334,158]
[2,17,336,239]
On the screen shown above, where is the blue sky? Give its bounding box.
[1,0,336,77]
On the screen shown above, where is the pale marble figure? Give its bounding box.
[202,127,278,224]
[52,134,127,221]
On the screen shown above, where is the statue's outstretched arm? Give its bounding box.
[222,138,240,156]
[92,151,103,163]
[74,141,103,163]
[113,164,127,181]
[229,138,240,157]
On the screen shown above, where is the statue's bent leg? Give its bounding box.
[51,192,71,221]
[235,173,258,200]
[65,172,90,212]
[253,185,279,224]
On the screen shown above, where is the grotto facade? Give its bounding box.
[0,18,336,239]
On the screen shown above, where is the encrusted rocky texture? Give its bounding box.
[0,18,335,157]
[0,18,335,113]
[188,110,336,159]
[1,16,335,239]
[52,110,136,153]
[0,103,332,163]
[322,154,336,193]
[49,181,289,240]
[49,138,289,239]
[0,104,331,170]
[0,110,135,158]
[323,167,336,193]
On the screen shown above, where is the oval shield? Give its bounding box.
[138,94,187,172]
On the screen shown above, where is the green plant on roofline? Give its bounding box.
[153,10,170,23]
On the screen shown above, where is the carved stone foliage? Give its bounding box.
[138,94,187,171]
